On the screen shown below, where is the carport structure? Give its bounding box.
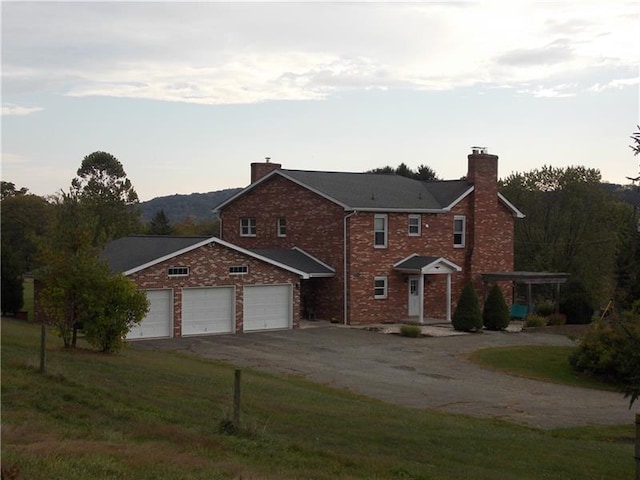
[481,271,570,316]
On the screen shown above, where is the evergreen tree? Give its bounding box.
[452,281,483,332]
[147,209,174,235]
[483,285,510,331]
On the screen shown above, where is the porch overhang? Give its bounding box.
[393,254,462,274]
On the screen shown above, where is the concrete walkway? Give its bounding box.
[133,322,638,429]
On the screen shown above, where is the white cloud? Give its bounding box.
[2,2,638,105]
[1,104,44,116]
[589,77,640,92]
[1,152,28,164]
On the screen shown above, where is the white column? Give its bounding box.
[446,273,452,322]
[418,274,425,324]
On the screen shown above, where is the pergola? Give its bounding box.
[480,271,570,316]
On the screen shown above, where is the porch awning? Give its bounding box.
[393,254,462,274]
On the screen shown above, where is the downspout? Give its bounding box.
[343,210,357,325]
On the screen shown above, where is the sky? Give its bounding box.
[1,1,639,202]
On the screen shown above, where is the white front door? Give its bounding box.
[408,277,421,316]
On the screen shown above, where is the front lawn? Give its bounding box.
[1,319,633,479]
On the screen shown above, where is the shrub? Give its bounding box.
[524,314,546,328]
[569,312,640,405]
[546,312,567,326]
[535,302,555,317]
[399,325,422,337]
[452,282,482,332]
[560,280,594,324]
[483,285,510,331]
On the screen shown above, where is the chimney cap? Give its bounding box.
[265,156,271,163]
[471,146,488,154]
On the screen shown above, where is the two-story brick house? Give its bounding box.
[215,148,524,325]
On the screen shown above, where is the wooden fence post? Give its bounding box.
[39,324,46,373]
[233,369,241,433]
[635,413,639,480]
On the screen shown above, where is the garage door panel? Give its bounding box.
[127,289,172,340]
[243,285,291,332]
[182,287,234,336]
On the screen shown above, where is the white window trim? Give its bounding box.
[454,215,466,248]
[168,266,189,277]
[374,214,388,249]
[374,276,388,299]
[240,218,256,237]
[277,218,287,237]
[408,214,421,236]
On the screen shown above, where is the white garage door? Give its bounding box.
[243,285,291,332]
[182,287,234,336]
[127,289,172,340]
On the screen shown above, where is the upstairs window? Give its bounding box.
[408,214,421,236]
[454,215,466,248]
[374,276,388,299]
[240,217,256,237]
[229,265,248,275]
[374,214,388,248]
[168,266,189,277]
[277,217,287,237]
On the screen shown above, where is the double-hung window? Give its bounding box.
[453,215,466,247]
[277,218,287,237]
[408,214,421,236]
[374,214,388,248]
[240,218,256,237]
[374,276,388,299]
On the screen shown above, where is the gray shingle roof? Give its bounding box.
[280,170,471,211]
[251,248,335,277]
[101,235,210,273]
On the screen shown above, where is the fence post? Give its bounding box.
[39,324,46,373]
[636,413,640,480]
[233,369,241,432]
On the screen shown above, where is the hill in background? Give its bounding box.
[139,188,242,223]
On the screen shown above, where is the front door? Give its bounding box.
[408,277,420,316]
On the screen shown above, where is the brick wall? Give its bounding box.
[128,242,301,335]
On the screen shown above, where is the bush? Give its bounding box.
[560,280,594,324]
[399,325,422,337]
[452,282,483,332]
[535,302,555,317]
[483,285,510,331]
[524,314,546,328]
[569,312,640,405]
[546,312,567,326]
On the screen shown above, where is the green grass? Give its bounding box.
[1,319,634,480]
[468,345,619,392]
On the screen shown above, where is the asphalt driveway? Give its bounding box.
[133,323,637,429]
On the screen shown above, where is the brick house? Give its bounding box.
[100,235,333,338]
[214,148,524,325]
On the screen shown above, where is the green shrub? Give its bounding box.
[452,282,483,332]
[399,325,422,337]
[524,314,546,328]
[535,302,555,317]
[569,312,640,405]
[483,285,510,331]
[560,280,594,324]
[546,312,567,326]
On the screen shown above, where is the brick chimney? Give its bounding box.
[467,146,498,205]
[251,157,282,183]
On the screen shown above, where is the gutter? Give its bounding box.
[343,210,357,325]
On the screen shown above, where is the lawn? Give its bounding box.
[1,318,634,480]
[468,345,618,392]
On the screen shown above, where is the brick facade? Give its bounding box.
[128,242,301,336]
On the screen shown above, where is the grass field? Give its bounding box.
[1,318,634,479]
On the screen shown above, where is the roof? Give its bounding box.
[481,271,570,284]
[101,235,334,279]
[214,168,524,217]
[393,254,462,274]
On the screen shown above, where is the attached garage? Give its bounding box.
[182,286,234,336]
[243,284,292,332]
[127,289,173,340]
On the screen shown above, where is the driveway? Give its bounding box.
[132,323,637,429]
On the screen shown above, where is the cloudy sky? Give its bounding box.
[2,1,638,201]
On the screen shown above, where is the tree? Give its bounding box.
[147,209,174,235]
[483,285,510,331]
[416,164,439,181]
[71,151,141,245]
[1,181,28,199]
[367,163,439,181]
[452,281,483,332]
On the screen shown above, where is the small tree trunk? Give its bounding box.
[39,324,46,373]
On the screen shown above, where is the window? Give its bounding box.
[408,214,421,236]
[229,265,248,275]
[277,217,287,237]
[168,266,189,277]
[374,276,388,299]
[374,214,388,248]
[240,218,256,237]
[454,215,466,247]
